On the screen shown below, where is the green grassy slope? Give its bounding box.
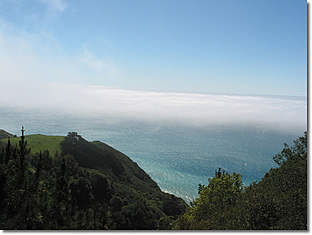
[0,134,64,157]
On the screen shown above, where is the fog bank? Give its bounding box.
[0,83,306,133]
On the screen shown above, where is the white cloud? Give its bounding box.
[39,0,67,12]
[9,83,304,134]
[77,86,306,131]
[79,49,104,71]
[0,19,123,96]
[77,48,122,78]
[0,27,306,133]
[0,16,307,134]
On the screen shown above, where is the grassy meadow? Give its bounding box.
[0,134,64,157]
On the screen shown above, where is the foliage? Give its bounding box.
[237,131,307,230]
[0,129,306,230]
[0,130,187,230]
[173,169,244,230]
[173,132,307,230]
[273,131,307,166]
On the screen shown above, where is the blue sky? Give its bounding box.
[0,0,307,96]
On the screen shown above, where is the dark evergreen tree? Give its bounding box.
[17,127,31,183]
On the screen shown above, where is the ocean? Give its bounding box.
[0,106,305,203]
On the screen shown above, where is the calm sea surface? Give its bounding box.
[0,107,304,203]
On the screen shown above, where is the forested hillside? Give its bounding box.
[0,129,187,230]
[173,132,307,230]
[0,129,307,230]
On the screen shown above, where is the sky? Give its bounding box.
[0,0,307,131]
[0,0,307,96]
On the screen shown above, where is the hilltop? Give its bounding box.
[0,129,187,230]
[0,133,64,157]
[0,129,15,139]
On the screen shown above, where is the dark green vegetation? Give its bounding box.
[0,129,307,230]
[173,131,307,230]
[0,130,14,139]
[0,130,187,230]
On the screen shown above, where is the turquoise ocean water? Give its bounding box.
[0,107,304,203]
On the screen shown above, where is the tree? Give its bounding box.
[273,131,307,166]
[16,126,31,183]
[174,169,243,230]
[175,132,308,230]
[239,132,307,230]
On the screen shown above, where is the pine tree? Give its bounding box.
[17,126,31,183]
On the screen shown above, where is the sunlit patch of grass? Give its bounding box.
[1,135,65,157]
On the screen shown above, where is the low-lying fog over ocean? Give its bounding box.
[0,85,306,203]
